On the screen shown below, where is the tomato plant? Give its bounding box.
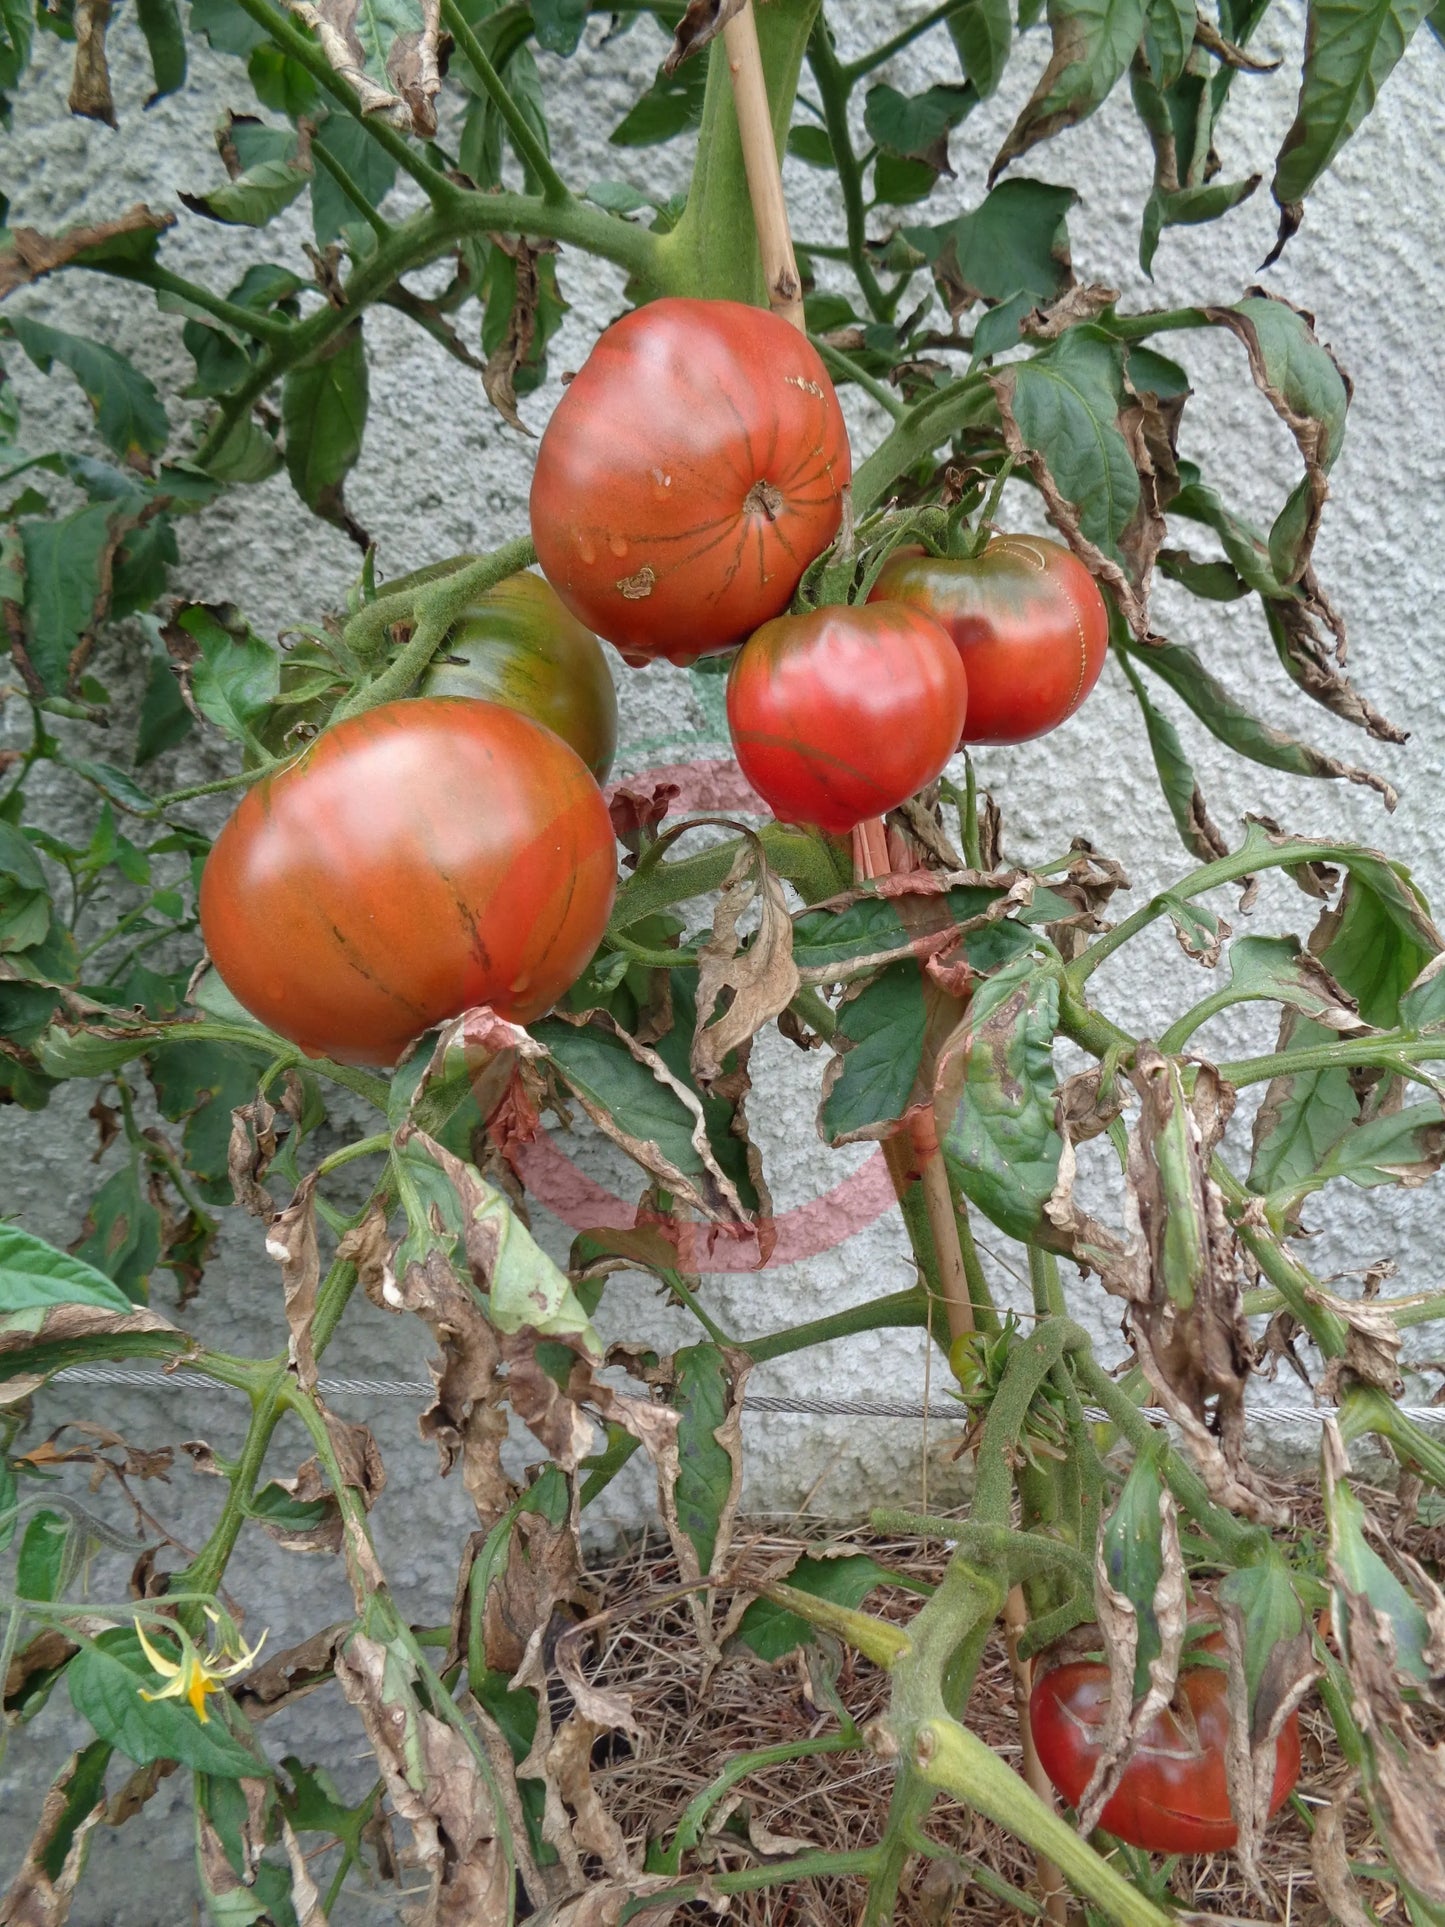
[199,698,616,1066]
[869,537,1109,746]
[529,298,851,667]
[726,603,967,833]
[417,568,618,781]
[1029,1633,1303,1853]
[2,0,1440,1919]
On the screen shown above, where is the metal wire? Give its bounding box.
[40,1363,1445,1428]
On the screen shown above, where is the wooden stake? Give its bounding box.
[723,1,806,331]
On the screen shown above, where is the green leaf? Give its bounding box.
[189,0,269,56]
[17,1508,71,1601]
[247,42,320,117]
[282,323,368,530]
[175,603,280,747]
[72,1160,164,1304]
[1223,933,1365,1029]
[736,1555,894,1662]
[31,1743,113,1882]
[1218,1560,1306,1711]
[991,0,1149,174]
[19,504,118,691]
[33,1023,159,1079]
[1122,630,1390,793]
[1300,1102,1445,1198]
[1248,1019,1360,1200]
[135,621,193,764]
[787,123,835,167]
[6,317,168,459]
[1272,0,1433,215]
[610,55,708,146]
[949,0,1013,97]
[312,114,397,243]
[532,0,587,55]
[671,1344,734,1577]
[937,954,1062,1241]
[904,177,1077,307]
[1139,176,1260,275]
[532,1016,712,1190]
[0,0,35,94]
[1001,329,1139,561]
[1141,0,1195,85]
[1326,1469,1432,1682]
[135,0,186,101]
[1099,1447,1168,1700]
[819,963,926,1144]
[149,1039,270,1201]
[1116,649,1225,863]
[67,759,156,815]
[864,82,975,166]
[68,1629,264,1777]
[873,152,944,204]
[202,414,283,485]
[0,1222,133,1315]
[182,129,310,227]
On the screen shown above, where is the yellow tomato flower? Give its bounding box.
[133,1616,266,1724]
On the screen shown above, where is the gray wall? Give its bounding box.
[1,5,1442,1916]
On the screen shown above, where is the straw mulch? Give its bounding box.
[578,1490,1424,1926]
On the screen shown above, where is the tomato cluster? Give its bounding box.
[201,296,1115,1066]
[1028,1631,1302,1853]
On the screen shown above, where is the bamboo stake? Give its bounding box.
[722,2,806,329]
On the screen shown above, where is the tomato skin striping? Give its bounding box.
[869,535,1108,746]
[530,298,851,667]
[726,602,968,834]
[200,698,616,1068]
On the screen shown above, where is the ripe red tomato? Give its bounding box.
[199,698,616,1067]
[529,298,851,668]
[1029,1635,1302,1853]
[726,603,967,834]
[868,535,1108,745]
[417,569,618,781]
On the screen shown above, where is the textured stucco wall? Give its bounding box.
[1,5,1442,1915]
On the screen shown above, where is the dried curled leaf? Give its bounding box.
[266,1173,320,1391]
[68,0,115,125]
[0,207,174,300]
[662,0,746,71]
[691,839,800,1086]
[288,0,441,133]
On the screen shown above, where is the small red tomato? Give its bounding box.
[530,298,851,667]
[1029,1635,1302,1854]
[199,698,616,1067]
[868,535,1108,745]
[725,603,967,835]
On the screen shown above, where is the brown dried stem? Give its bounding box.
[723,0,806,330]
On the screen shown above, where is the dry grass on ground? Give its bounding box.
[579,1481,1430,1925]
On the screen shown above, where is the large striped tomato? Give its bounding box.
[868,535,1108,745]
[199,699,616,1067]
[726,604,967,834]
[1029,1633,1302,1853]
[418,569,618,781]
[529,298,851,667]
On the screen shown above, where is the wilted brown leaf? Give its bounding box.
[335,1632,508,1927]
[0,1747,109,1925]
[482,235,550,436]
[1218,1597,1318,1891]
[662,0,745,71]
[196,1780,271,1916]
[0,1302,175,1406]
[228,1095,279,1218]
[68,0,115,125]
[391,1246,511,1525]
[1311,1287,1405,1401]
[0,207,174,301]
[233,1625,346,1723]
[692,839,799,1086]
[288,0,442,132]
[266,1173,320,1390]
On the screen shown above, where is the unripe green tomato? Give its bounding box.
[418,569,618,782]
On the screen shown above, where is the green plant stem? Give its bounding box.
[1102,307,1213,340]
[1215,1030,1445,1089]
[807,21,889,319]
[972,1318,1086,1525]
[1244,1285,1445,1330]
[811,335,904,416]
[1156,984,1245,1054]
[788,982,837,1038]
[955,1201,1001,1335]
[904,1829,1046,1917]
[622,1847,882,1920]
[851,374,994,514]
[76,261,292,343]
[333,535,537,717]
[174,1020,390,1111]
[1067,1349,1266,1564]
[656,1731,860,1872]
[1339,1384,1445,1489]
[871,1513,1095,1593]
[439,0,570,203]
[1211,1160,1350,1358]
[148,766,274,810]
[170,1362,290,1631]
[314,1132,391,1178]
[743,1286,931,1363]
[309,136,393,239]
[911,1717,1172,1927]
[841,0,965,81]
